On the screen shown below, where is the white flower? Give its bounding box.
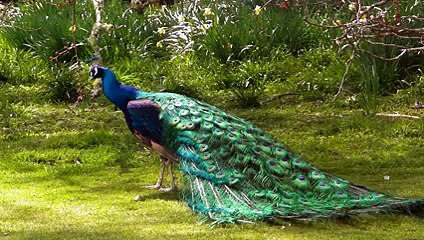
[157,27,166,35]
[178,15,185,22]
[359,13,367,23]
[156,41,163,48]
[254,5,262,15]
[202,23,211,30]
[349,3,357,11]
[204,7,212,16]
[68,25,77,33]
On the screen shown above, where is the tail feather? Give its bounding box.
[182,164,424,223]
[139,92,424,223]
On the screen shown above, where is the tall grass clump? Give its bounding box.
[196,7,328,63]
[350,41,400,113]
[282,47,348,98]
[98,1,154,62]
[0,34,49,85]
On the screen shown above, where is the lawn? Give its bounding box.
[1,91,423,240]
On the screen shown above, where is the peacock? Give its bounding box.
[89,65,423,224]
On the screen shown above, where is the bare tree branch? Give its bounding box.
[333,48,356,100]
[89,0,104,65]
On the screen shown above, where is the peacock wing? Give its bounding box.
[127,99,164,145]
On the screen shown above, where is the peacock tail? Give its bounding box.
[135,91,424,224]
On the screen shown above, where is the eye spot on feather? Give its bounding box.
[294,174,309,188]
[180,109,189,116]
[274,147,287,157]
[199,144,209,152]
[316,181,331,191]
[176,122,186,130]
[332,179,348,188]
[204,114,213,121]
[170,117,180,126]
[215,119,228,128]
[190,109,199,115]
[191,116,202,123]
[333,191,348,199]
[174,101,183,107]
[186,122,195,130]
[310,171,325,179]
[229,178,239,185]
[202,122,213,130]
[186,101,195,107]
[216,171,225,178]
[201,152,211,160]
[293,158,307,169]
[227,133,238,141]
[167,105,175,110]
[213,128,224,136]
[207,165,216,173]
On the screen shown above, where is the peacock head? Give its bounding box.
[89,65,106,80]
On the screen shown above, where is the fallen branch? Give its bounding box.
[376,113,421,120]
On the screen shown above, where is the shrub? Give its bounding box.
[1,0,93,63]
[1,0,153,64]
[42,66,83,103]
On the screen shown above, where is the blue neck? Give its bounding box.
[101,69,139,110]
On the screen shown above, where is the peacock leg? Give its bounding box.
[159,160,177,192]
[144,156,167,189]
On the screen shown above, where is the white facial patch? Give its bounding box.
[90,67,98,77]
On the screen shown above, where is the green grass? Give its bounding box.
[1,93,423,240]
